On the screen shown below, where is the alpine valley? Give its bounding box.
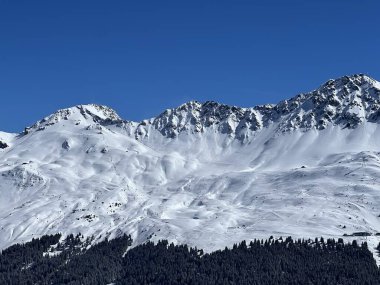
[2,74,380,260]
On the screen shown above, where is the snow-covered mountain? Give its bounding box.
[1,74,380,257]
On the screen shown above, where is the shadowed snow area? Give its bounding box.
[1,74,380,262]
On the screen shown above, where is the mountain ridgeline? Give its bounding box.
[23,73,380,141]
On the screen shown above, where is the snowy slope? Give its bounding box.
[1,74,380,259]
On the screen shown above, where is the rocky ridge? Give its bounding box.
[21,74,380,143]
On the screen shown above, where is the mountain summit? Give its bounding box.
[25,104,122,134]
[1,74,380,260]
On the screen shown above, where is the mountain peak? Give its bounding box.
[75,104,121,121]
[272,74,380,132]
[132,74,380,140]
[318,74,380,93]
[25,104,122,134]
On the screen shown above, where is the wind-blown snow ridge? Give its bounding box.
[1,74,380,261]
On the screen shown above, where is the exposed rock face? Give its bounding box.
[0,141,8,149]
[133,101,264,140]
[130,74,380,141]
[273,74,380,131]
[62,140,71,150]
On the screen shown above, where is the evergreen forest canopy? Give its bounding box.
[0,233,380,285]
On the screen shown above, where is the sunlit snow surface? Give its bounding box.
[1,75,380,264]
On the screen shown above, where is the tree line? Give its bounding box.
[1,234,379,284]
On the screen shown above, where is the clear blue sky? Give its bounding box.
[1,0,379,132]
